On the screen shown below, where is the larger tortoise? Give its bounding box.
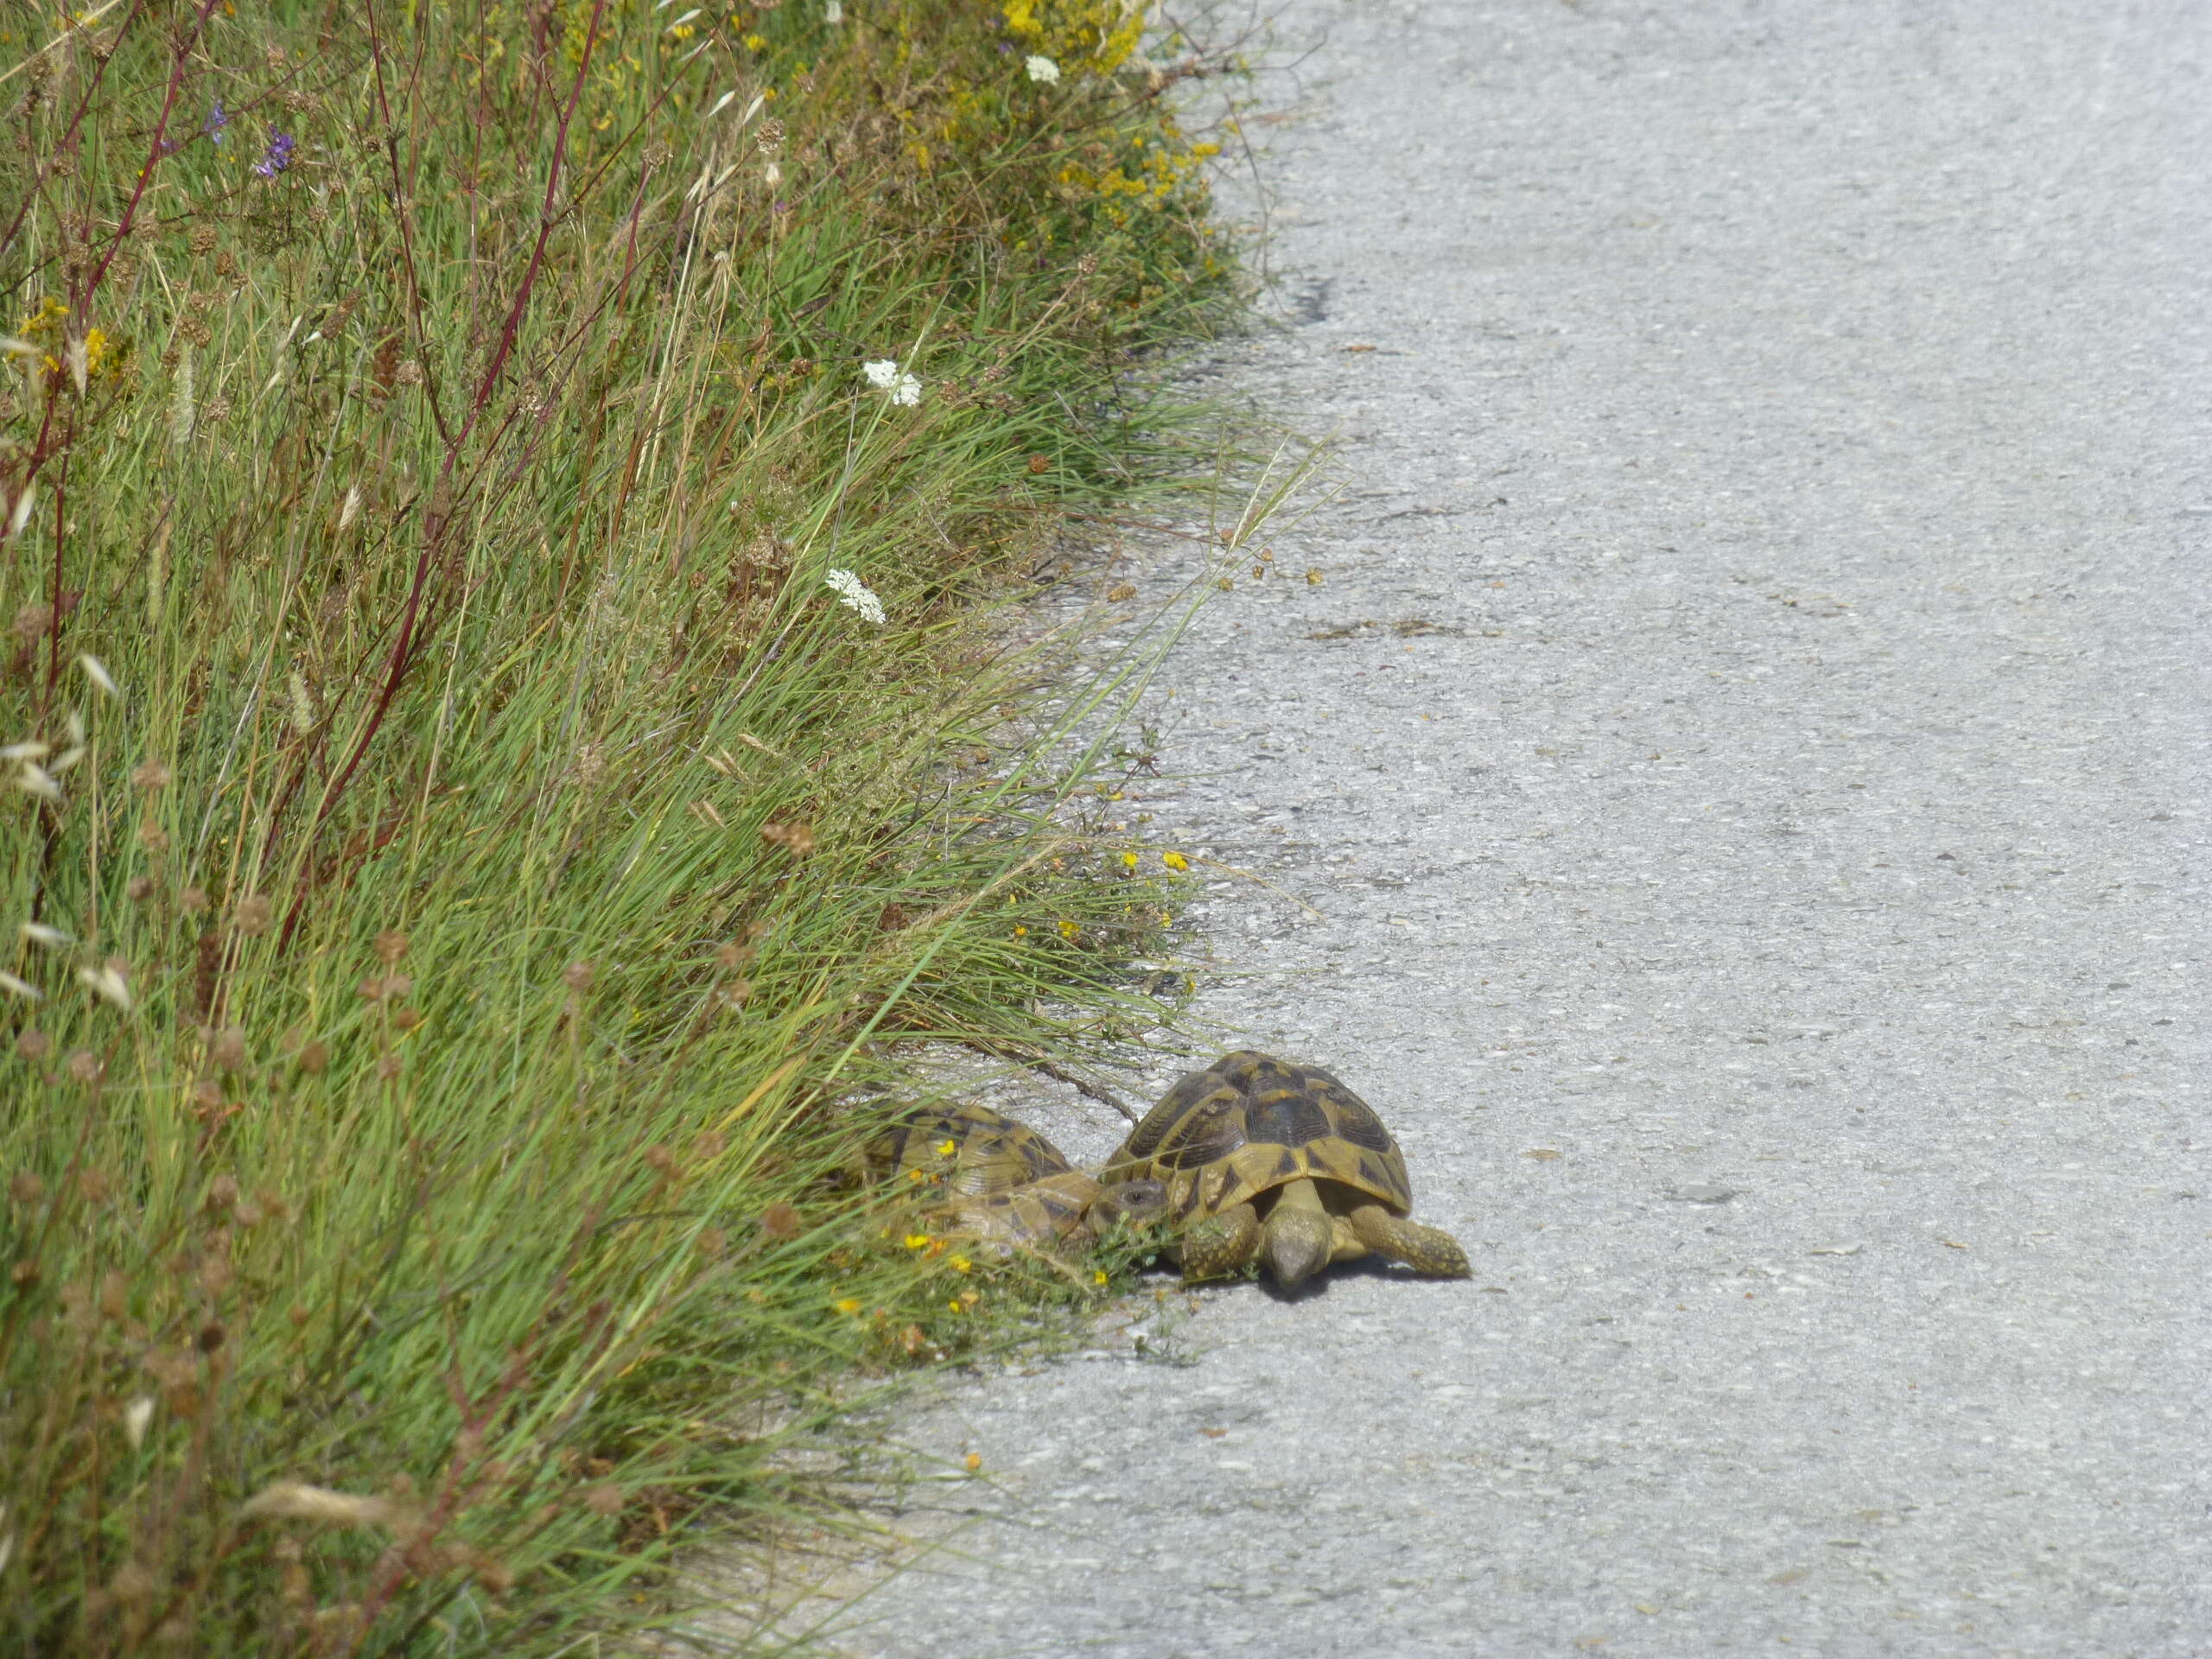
[864,1102,1164,1253]
[1100,1052,1471,1287]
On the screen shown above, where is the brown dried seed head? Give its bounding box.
[760,821,815,855]
[207,1173,240,1211]
[16,1028,48,1060]
[372,929,408,965]
[79,1168,114,1204]
[179,887,208,914]
[8,1172,42,1206]
[67,1048,103,1084]
[562,959,594,993]
[211,1027,247,1071]
[374,1053,401,1080]
[132,760,173,790]
[137,823,170,853]
[391,1007,421,1032]
[695,1226,727,1259]
[10,1259,40,1289]
[296,1039,328,1074]
[197,1319,226,1353]
[759,1201,801,1239]
[715,941,753,970]
[232,895,272,936]
[694,1130,728,1160]
[643,1145,677,1174]
[1108,582,1137,601]
[1027,454,1050,474]
[126,875,156,902]
[192,1079,224,1109]
[582,1483,624,1516]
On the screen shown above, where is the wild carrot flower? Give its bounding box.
[1026,55,1061,85]
[823,568,886,624]
[861,359,922,405]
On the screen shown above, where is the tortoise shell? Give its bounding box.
[1100,1050,1413,1225]
[863,1102,1102,1246]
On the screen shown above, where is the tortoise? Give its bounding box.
[1099,1051,1471,1287]
[863,1102,1166,1253]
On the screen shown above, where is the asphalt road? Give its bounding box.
[824,3,2211,1654]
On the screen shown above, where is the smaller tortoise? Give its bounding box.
[1101,1052,1471,1287]
[864,1102,1166,1253]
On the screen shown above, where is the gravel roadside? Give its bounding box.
[812,3,2211,1654]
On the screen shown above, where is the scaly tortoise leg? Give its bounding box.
[1346,1203,1472,1279]
[1179,1200,1262,1282]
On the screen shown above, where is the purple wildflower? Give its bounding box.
[204,102,228,144]
[254,131,295,180]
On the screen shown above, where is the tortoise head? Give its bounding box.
[1087,1177,1168,1233]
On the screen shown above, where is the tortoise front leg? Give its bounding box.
[1179,1200,1262,1282]
[1346,1204,1472,1279]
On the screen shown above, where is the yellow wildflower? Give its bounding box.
[1093,1268,1109,1286]
[1161,851,1189,872]
[742,33,767,50]
[951,1255,972,1274]
[904,1234,932,1250]
[937,1139,958,1159]
[1057,919,1078,940]
[1122,851,1139,869]
[835,1298,861,1315]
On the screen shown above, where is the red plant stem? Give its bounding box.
[283,0,609,954]
[83,0,223,298]
[0,0,154,270]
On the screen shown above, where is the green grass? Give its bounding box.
[0,0,1251,1649]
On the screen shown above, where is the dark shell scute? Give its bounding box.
[1156,1096,1249,1169]
[1241,1086,1335,1148]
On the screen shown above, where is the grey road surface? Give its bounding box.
[833,3,2211,1654]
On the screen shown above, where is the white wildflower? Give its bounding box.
[124,1396,156,1450]
[707,88,738,118]
[15,764,60,801]
[17,923,68,948]
[1026,55,1061,85]
[823,569,887,625]
[0,971,41,1002]
[49,747,85,774]
[77,655,118,698]
[0,741,50,762]
[6,483,35,539]
[79,963,132,1011]
[824,0,843,21]
[338,485,362,532]
[862,359,924,405]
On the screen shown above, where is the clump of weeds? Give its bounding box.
[0,0,1261,1649]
